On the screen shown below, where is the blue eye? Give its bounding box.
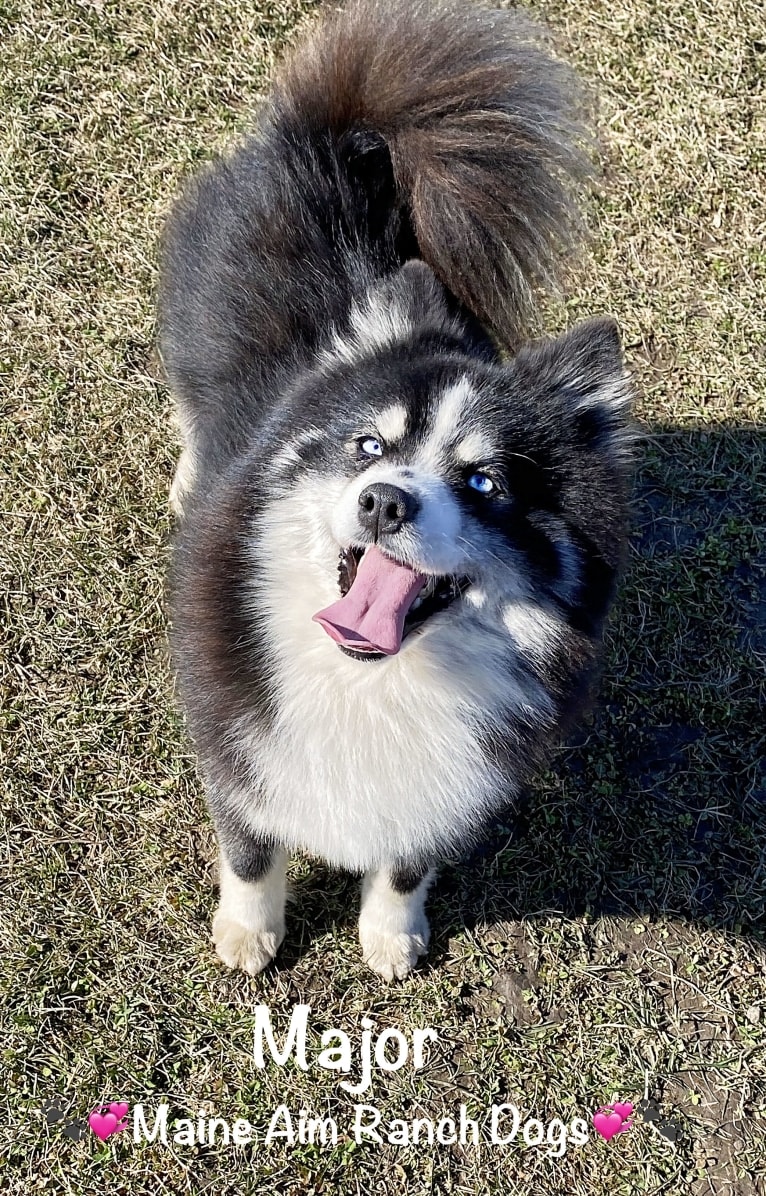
[360,437,384,457]
[468,472,495,495]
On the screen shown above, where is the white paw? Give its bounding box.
[212,913,284,976]
[359,869,433,981]
[359,925,429,981]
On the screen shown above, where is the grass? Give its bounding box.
[1,0,764,1193]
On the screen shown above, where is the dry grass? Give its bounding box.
[1,0,764,1193]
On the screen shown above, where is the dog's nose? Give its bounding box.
[357,483,419,538]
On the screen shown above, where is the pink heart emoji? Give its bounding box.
[593,1110,625,1140]
[88,1110,120,1141]
[612,1102,633,1121]
[109,1102,129,1120]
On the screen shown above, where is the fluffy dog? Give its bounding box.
[160,0,633,980]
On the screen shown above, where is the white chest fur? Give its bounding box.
[229,485,547,870]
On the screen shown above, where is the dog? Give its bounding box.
[160,0,634,981]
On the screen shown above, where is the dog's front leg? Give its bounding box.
[359,865,435,981]
[212,830,288,976]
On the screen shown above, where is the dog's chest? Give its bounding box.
[234,633,515,869]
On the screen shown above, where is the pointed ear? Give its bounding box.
[390,261,497,357]
[338,261,454,360]
[377,259,453,324]
[512,316,634,457]
[518,317,630,406]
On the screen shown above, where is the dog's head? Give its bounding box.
[259,268,634,669]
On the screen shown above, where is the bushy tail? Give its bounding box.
[160,0,595,479]
[275,0,593,345]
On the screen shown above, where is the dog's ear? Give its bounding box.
[384,261,498,357]
[515,317,630,408]
[512,317,634,459]
[372,259,453,325]
[335,260,495,363]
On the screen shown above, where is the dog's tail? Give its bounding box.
[160,0,594,477]
[274,0,593,346]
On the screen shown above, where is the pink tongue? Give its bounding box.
[313,545,425,655]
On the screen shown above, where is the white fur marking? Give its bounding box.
[502,603,562,662]
[376,403,408,443]
[455,430,496,464]
[416,377,475,470]
[351,293,411,348]
[319,293,413,368]
[170,446,197,515]
[575,377,632,412]
[464,585,487,609]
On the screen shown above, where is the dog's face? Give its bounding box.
[260,314,633,666]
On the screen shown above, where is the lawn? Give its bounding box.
[1,0,764,1193]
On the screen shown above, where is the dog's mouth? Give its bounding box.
[311,544,470,661]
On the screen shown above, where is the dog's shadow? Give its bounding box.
[280,425,766,967]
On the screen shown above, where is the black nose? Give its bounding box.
[357,483,419,538]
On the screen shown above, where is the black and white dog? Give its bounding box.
[161,0,633,980]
